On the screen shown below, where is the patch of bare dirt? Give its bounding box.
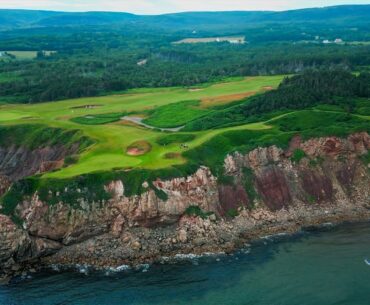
[164,152,181,159]
[200,91,256,108]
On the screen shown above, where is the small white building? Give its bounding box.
[323,39,331,44]
[137,59,148,66]
[334,38,343,44]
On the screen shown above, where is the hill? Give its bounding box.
[0,5,369,30]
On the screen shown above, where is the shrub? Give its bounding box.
[291,149,306,163]
[226,208,239,218]
[184,205,212,219]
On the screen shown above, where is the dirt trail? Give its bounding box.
[121,116,184,132]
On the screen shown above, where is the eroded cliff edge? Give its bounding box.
[0,132,369,277]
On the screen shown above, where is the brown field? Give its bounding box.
[200,91,257,108]
[164,152,181,159]
[174,36,245,44]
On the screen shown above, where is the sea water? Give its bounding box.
[0,222,369,305]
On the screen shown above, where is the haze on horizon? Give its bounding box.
[0,0,369,14]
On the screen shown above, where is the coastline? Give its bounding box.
[39,202,370,272]
[1,132,369,282]
[1,201,369,284]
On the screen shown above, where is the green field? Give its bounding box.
[0,74,368,183]
[0,76,282,178]
[0,51,55,60]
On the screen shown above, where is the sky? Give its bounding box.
[0,0,369,14]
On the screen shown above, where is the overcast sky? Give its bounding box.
[0,0,369,14]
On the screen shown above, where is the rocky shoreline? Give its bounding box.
[1,132,369,281]
[41,201,370,270]
[4,202,370,282]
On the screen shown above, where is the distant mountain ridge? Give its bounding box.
[0,5,369,30]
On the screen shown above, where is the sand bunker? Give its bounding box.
[126,141,152,156]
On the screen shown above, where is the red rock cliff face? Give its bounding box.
[0,144,79,187]
[223,132,369,211]
[0,133,369,276]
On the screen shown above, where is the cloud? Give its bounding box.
[0,0,369,14]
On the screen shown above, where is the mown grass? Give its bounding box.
[71,112,126,125]
[0,75,368,206]
[143,100,211,128]
[0,75,283,178]
[1,104,369,217]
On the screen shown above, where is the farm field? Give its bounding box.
[0,51,55,60]
[174,36,246,44]
[0,73,368,181]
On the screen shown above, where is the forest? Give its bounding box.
[0,5,370,104]
[184,70,370,130]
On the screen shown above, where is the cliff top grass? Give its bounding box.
[0,72,368,182]
[0,75,282,178]
[0,71,369,218]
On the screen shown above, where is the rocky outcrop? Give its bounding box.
[0,215,31,273]
[0,175,11,197]
[0,144,79,185]
[223,132,370,210]
[0,133,369,277]
[16,167,220,246]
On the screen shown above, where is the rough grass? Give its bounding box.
[0,124,93,150]
[156,134,196,146]
[273,110,370,139]
[70,112,126,125]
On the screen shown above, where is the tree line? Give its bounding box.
[184,70,370,131]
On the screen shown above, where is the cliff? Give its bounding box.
[0,133,369,278]
[0,144,79,185]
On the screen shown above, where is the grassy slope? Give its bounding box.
[0,75,369,217]
[0,74,368,182]
[0,75,282,178]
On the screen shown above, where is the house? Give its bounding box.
[137,59,148,66]
[229,39,245,44]
[334,38,343,44]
